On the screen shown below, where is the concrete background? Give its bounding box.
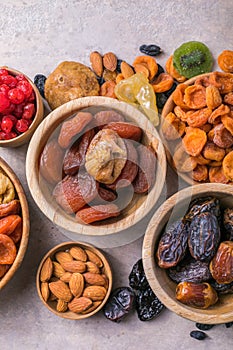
[1,0,233,349]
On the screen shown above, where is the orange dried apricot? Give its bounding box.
[207,128,215,141]
[133,56,158,81]
[174,106,188,122]
[209,161,223,167]
[218,50,233,73]
[213,123,233,148]
[224,92,233,105]
[209,72,233,94]
[172,84,189,109]
[100,80,117,98]
[173,144,197,173]
[0,215,21,236]
[222,150,233,181]
[199,123,212,133]
[161,112,186,140]
[208,104,230,124]
[195,75,212,88]
[202,141,225,161]
[192,164,208,182]
[0,234,16,264]
[182,127,207,156]
[0,264,9,278]
[221,115,233,135]
[206,85,222,110]
[152,73,174,93]
[209,166,229,184]
[192,154,211,165]
[165,55,187,83]
[186,108,211,128]
[183,85,206,109]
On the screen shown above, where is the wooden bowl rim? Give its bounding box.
[142,182,233,324]
[0,157,30,290]
[26,96,167,236]
[0,66,44,147]
[36,241,113,319]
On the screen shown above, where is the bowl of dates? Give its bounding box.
[143,183,233,324]
[36,241,112,319]
[160,71,233,185]
[25,96,166,236]
[0,156,30,290]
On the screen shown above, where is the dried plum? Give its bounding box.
[34,74,47,98]
[103,287,135,323]
[185,196,221,222]
[190,330,207,340]
[139,44,162,56]
[135,286,164,321]
[129,259,149,290]
[225,322,233,328]
[209,279,233,294]
[156,219,189,268]
[188,212,220,262]
[168,257,211,283]
[196,323,215,331]
[223,208,233,240]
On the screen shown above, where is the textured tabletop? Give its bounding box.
[0,1,233,349]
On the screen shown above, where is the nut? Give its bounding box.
[83,286,107,301]
[40,257,53,282]
[49,280,73,302]
[69,272,84,297]
[61,260,86,273]
[56,299,68,312]
[85,261,100,274]
[69,246,87,262]
[103,52,117,72]
[52,261,65,278]
[60,271,73,283]
[55,251,73,264]
[83,272,106,286]
[120,61,134,79]
[90,51,103,77]
[68,296,93,313]
[41,282,50,302]
[85,249,103,268]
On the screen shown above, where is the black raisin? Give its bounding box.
[136,286,164,321]
[196,323,215,331]
[154,64,165,78]
[96,76,105,86]
[225,322,233,328]
[156,93,168,109]
[129,259,149,290]
[190,330,207,340]
[139,44,162,56]
[116,59,124,73]
[34,74,47,98]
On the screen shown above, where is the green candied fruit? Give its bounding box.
[173,41,213,78]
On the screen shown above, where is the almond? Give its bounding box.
[85,249,103,268]
[69,246,87,262]
[55,251,73,264]
[120,61,135,79]
[61,260,86,273]
[60,271,73,283]
[41,282,50,302]
[56,299,68,312]
[83,272,106,286]
[40,257,53,282]
[103,52,117,72]
[69,273,84,297]
[83,286,107,301]
[49,280,73,302]
[68,296,93,313]
[53,261,65,278]
[90,51,103,77]
[85,261,100,274]
[81,301,102,314]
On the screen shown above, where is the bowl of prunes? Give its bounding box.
[143,183,233,324]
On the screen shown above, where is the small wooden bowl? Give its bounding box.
[0,157,30,290]
[0,67,44,147]
[36,241,112,319]
[143,183,233,324]
[26,96,166,236]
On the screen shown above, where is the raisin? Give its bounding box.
[129,259,149,291]
[116,59,124,73]
[156,82,178,109]
[196,323,215,331]
[190,330,207,340]
[136,286,164,321]
[96,76,105,86]
[139,44,162,56]
[103,287,135,323]
[154,64,165,78]
[34,74,47,98]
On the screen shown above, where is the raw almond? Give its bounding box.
[85,250,103,268]
[41,282,50,302]
[83,272,106,286]
[103,52,117,72]
[40,257,53,282]
[81,301,102,314]
[85,261,100,274]
[120,61,134,79]
[55,251,73,264]
[49,280,73,302]
[53,261,65,278]
[68,296,93,313]
[69,246,87,262]
[60,271,73,283]
[61,260,86,273]
[69,273,84,297]
[90,51,103,77]
[56,299,68,312]
[83,286,107,301]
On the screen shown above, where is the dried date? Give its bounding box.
[135,286,164,321]
[223,208,233,240]
[185,196,221,222]
[209,241,233,284]
[209,279,233,294]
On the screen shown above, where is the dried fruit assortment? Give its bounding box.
[40,108,158,224]
[39,245,109,315]
[156,196,233,309]
[0,168,23,278]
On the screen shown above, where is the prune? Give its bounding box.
[103,287,135,323]
[34,74,47,98]
[190,330,207,340]
[185,196,221,222]
[209,279,233,294]
[156,219,189,268]
[223,208,233,240]
[156,82,178,109]
[225,322,233,328]
[129,259,149,291]
[135,286,164,321]
[188,212,220,261]
[168,257,211,283]
[139,44,162,56]
[116,59,124,73]
[196,323,215,331]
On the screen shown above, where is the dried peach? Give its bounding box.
[218,50,233,73]
[186,108,211,128]
[209,166,229,183]
[206,85,222,110]
[152,73,174,93]
[133,56,158,80]
[0,234,17,264]
[209,72,233,94]
[192,164,208,182]
[222,150,233,181]
[161,112,186,140]
[183,85,206,109]
[213,123,233,148]
[174,106,187,122]
[202,141,225,161]
[208,104,230,124]
[182,127,207,156]
[221,115,233,135]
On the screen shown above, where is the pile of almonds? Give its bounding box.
[39,245,109,314]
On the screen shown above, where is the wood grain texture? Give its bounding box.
[26,96,167,236]
[142,183,233,324]
[36,241,112,320]
[0,157,30,290]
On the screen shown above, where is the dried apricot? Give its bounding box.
[209,72,233,94]
[100,80,117,98]
[76,204,120,224]
[133,56,158,81]
[0,264,10,278]
[172,83,189,109]
[192,154,210,166]
[213,123,233,148]
[209,166,229,183]
[218,50,233,73]
[222,151,233,181]
[0,200,20,218]
[133,63,150,79]
[195,75,212,88]
[221,115,233,135]
[202,141,226,161]
[207,128,215,141]
[186,108,211,128]
[0,234,16,264]
[224,92,233,105]
[9,221,22,244]
[115,73,125,84]
[206,85,222,110]
[0,215,21,236]
[183,85,206,109]
[199,123,212,133]
[208,104,230,124]
[174,106,187,122]
[161,112,186,140]
[152,73,174,93]
[173,143,197,173]
[165,55,187,82]
[192,164,208,182]
[182,127,207,156]
[103,122,142,142]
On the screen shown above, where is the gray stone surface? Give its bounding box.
[0,0,233,349]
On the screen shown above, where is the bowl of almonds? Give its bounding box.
[36,241,112,319]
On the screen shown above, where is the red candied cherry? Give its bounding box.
[2,102,15,115]
[0,92,10,112]
[0,68,9,76]
[8,88,25,104]
[27,91,35,102]
[0,75,17,87]
[22,103,35,120]
[1,116,14,133]
[0,131,6,140]
[0,84,10,96]
[15,119,30,133]
[13,102,25,118]
[4,114,17,125]
[15,74,27,82]
[17,80,32,99]
[0,131,17,140]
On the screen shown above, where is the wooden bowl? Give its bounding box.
[143,183,233,324]
[36,241,112,319]
[0,67,44,147]
[0,157,30,290]
[26,96,166,236]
